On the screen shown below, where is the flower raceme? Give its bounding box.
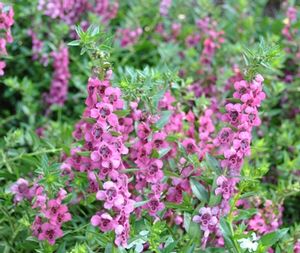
[60,74,136,247]
[0,2,14,76]
[193,74,266,248]
[44,45,70,109]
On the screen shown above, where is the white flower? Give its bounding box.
[238,233,259,253]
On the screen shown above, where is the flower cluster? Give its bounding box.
[10,178,34,203]
[216,74,266,175]
[198,108,215,159]
[155,22,181,42]
[196,17,224,67]
[0,2,14,76]
[160,0,172,16]
[129,110,167,217]
[117,27,143,48]
[44,45,70,108]
[193,207,222,248]
[193,74,266,248]
[28,29,48,66]
[38,0,118,25]
[31,188,71,245]
[61,74,136,247]
[282,6,298,41]
[247,198,283,235]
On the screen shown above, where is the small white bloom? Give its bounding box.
[237,238,258,252]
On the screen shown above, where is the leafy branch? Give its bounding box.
[242,38,280,81]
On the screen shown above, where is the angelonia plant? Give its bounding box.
[5,25,290,253]
[1,1,300,253]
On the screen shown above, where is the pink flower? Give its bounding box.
[90,102,117,126]
[294,240,300,253]
[38,222,63,245]
[10,178,32,202]
[96,181,124,209]
[0,60,6,75]
[146,196,165,216]
[144,159,164,183]
[221,148,243,172]
[91,213,116,232]
[32,216,43,237]
[44,45,70,107]
[242,106,261,127]
[91,142,113,161]
[137,122,151,140]
[215,176,235,200]
[166,186,183,204]
[44,199,68,219]
[214,127,234,146]
[233,131,251,156]
[233,80,248,99]
[160,0,172,16]
[224,103,242,126]
[103,87,124,109]
[182,138,200,154]
[193,207,219,248]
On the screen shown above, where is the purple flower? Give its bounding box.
[10,178,32,202]
[215,176,235,200]
[96,181,124,209]
[144,159,164,183]
[91,212,116,232]
[38,222,63,245]
[224,103,242,126]
[146,196,165,216]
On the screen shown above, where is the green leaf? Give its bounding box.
[134,200,149,208]
[205,154,221,174]
[183,212,191,232]
[104,243,113,253]
[219,218,237,253]
[68,40,81,46]
[233,209,257,222]
[260,228,289,248]
[190,178,208,203]
[158,147,171,159]
[186,244,195,253]
[76,151,91,157]
[114,110,130,117]
[155,111,172,129]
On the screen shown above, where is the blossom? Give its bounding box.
[96,181,124,209]
[144,159,164,183]
[44,45,70,107]
[10,178,32,202]
[213,127,234,147]
[193,207,219,248]
[91,212,116,232]
[223,103,242,126]
[146,196,165,216]
[160,0,172,16]
[0,3,14,75]
[117,27,143,47]
[215,176,235,200]
[237,233,259,252]
[38,222,63,245]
